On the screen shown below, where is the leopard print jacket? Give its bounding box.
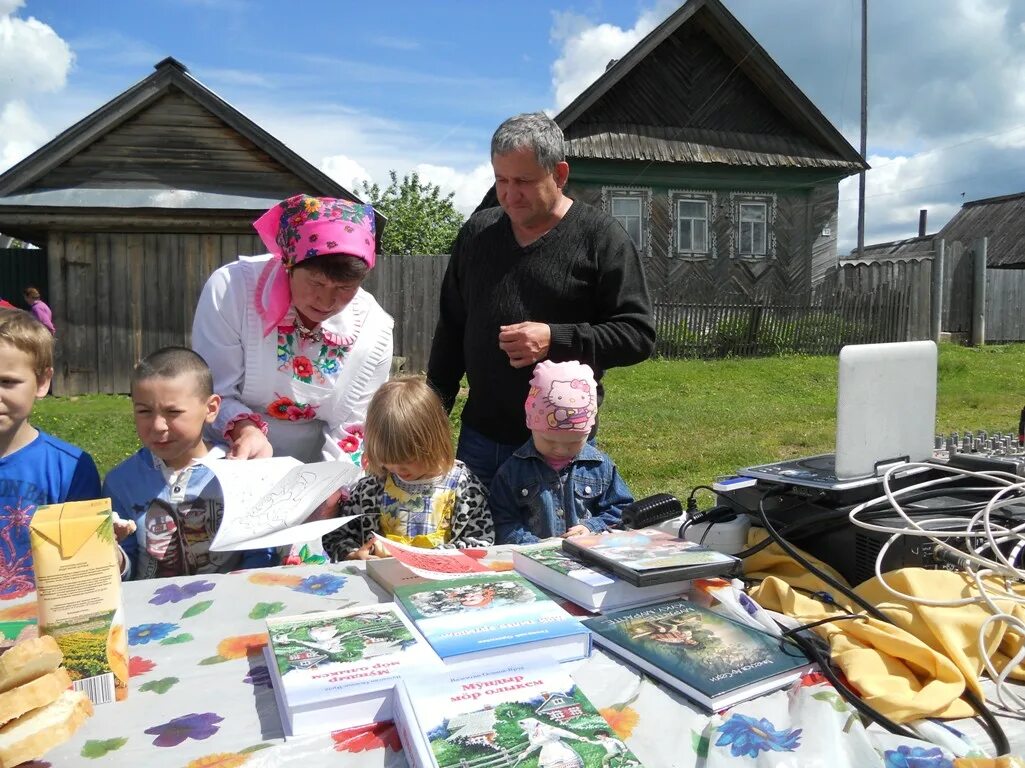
[322,461,494,561]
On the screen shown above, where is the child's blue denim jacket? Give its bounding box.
[490,438,634,544]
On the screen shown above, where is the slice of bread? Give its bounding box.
[0,689,93,768]
[0,636,62,693]
[0,667,71,727]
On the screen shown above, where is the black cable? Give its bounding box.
[780,614,868,636]
[751,487,1012,755]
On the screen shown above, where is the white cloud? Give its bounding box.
[549,1,677,111]
[320,154,373,194]
[0,2,74,172]
[0,9,73,103]
[0,100,46,168]
[414,162,495,217]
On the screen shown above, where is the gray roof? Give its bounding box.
[555,0,865,173]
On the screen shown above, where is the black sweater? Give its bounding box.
[427,201,655,446]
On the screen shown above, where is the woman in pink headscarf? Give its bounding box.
[192,194,393,464]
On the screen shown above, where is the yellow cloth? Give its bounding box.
[744,529,1025,722]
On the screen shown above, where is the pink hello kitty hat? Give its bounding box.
[525,360,597,434]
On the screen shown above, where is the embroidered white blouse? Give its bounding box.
[192,254,394,464]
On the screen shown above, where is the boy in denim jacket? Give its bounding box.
[490,360,633,544]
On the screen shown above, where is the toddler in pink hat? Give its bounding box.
[490,360,634,544]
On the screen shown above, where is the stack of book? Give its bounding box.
[264,603,439,737]
[511,541,690,613]
[562,528,742,587]
[394,660,647,768]
[392,573,591,666]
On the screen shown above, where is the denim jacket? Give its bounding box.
[490,439,633,544]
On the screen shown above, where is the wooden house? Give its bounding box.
[0,57,365,395]
[555,0,866,302]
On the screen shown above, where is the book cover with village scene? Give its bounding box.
[565,529,739,573]
[265,603,434,711]
[400,662,644,768]
[517,542,617,587]
[582,599,812,708]
[393,574,590,662]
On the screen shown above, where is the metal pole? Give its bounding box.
[856,0,868,259]
[930,239,944,343]
[971,237,987,346]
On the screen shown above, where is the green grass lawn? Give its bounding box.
[33,343,1025,505]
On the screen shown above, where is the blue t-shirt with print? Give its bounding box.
[0,430,102,600]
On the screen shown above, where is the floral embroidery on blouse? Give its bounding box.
[276,321,354,385]
[267,395,317,421]
[337,423,365,467]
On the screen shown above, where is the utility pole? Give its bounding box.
[856,0,868,259]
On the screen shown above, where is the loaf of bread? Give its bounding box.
[0,668,71,728]
[0,689,93,767]
[0,636,62,693]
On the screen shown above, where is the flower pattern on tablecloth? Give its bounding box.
[129,656,156,676]
[293,573,346,595]
[715,714,801,758]
[145,712,224,747]
[883,745,954,768]
[330,722,401,753]
[150,580,215,605]
[129,623,179,646]
[243,664,271,688]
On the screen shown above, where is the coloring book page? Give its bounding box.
[203,457,361,551]
[371,534,493,579]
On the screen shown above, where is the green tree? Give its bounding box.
[360,171,464,255]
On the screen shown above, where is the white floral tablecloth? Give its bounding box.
[2,563,1020,768]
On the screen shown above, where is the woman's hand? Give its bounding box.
[560,525,590,538]
[228,422,273,459]
[305,489,343,522]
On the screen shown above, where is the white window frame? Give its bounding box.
[669,189,717,259]
[601,186,652,257]
[730,192,776,260]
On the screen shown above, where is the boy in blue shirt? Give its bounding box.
[0,309,101,600]
[104,346,275,578]
[490,360,633,544]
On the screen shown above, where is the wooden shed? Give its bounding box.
[555,0,866,303]
[0,57,364,395]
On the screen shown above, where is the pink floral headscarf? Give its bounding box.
[252,194,378,335]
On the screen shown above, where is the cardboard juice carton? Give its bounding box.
[29,498,129,703]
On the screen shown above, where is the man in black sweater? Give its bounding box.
[427,112,655,488]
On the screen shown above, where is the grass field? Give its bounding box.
[33,343,1025,504]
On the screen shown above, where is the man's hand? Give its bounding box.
[499,322,551,369]
[112,514,137,542]
[228,422,273,459]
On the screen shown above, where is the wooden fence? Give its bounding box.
[653,285,912,358]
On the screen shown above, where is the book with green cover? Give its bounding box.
[393,573,591,665]
[264,603,438,736]
[583,599,814,712]
[513,541,689,613]
[394,660,646,768]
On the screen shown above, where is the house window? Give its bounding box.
[670,190,716,257]
[608,191,646,250]
[676,199,708,253]
[738,202,768,256]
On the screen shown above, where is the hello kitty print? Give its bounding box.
[524,360,598,434]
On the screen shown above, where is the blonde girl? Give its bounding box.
[323,376,494,561]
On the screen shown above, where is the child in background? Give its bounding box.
[103,346,276,578]
[323,376,494,561]
[0,309,101,600]
[490,360,633,544]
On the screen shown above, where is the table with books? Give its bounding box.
[2,554,1023,768]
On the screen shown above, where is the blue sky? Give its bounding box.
[3,0,1025,254]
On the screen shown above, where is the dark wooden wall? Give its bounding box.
[568,180,837,303]
[48,231,263,395]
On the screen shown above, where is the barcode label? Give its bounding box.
[72,672,115,705]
